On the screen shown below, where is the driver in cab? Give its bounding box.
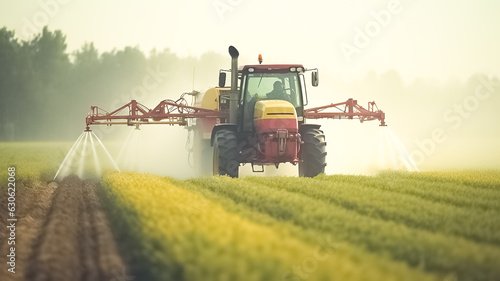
[266,81,292,103]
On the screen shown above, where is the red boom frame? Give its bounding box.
[85,98,221,131]
[304,98,386,126]
[85,97,386,131]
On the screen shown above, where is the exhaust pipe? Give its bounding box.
[228,46,239,124]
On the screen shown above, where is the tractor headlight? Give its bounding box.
[290,67,296,72]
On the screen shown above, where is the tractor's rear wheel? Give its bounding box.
[299,128,327,177]
[213,129,239,177]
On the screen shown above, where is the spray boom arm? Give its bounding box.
[85,96,386,131]
[304,98,386,126]
[85,96,221,131]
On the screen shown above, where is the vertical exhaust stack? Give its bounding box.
[228,46,239,124]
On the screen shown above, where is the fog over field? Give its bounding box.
[0,0,499,174]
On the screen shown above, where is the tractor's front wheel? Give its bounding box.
[299,127,327,177]
[213,129,239,177]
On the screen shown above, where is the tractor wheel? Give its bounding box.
[299,128,327,177]
[213,129,239,177]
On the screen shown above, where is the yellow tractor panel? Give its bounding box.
[194,87,229,111]
[254,100,297,121]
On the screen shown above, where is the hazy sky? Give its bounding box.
[1,0,499,82]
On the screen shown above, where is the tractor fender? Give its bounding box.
[210,124,238,146]
[299,123,322,132]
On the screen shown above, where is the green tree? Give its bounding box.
[0,27,19,140]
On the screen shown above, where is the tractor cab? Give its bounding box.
[235,64,318,133]
[239,65,305,132]
[240,65,305,106]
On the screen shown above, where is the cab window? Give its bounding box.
[240,72,303,132]
[243,73,302,108]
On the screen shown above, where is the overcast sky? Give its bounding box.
[1,0,499,82]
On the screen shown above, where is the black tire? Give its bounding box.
[299,128,327,177]
[213,129,239,177]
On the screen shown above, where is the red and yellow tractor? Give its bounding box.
[85,46,386,177]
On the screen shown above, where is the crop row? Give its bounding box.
[317,172,500,211]
[244,174,500,245]
[102,172,439,281]
[185,174,500,281]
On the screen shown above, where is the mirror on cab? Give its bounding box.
[311,70,319,87]
[219,72,226,87]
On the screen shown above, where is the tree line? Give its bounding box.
[0,26,226,141]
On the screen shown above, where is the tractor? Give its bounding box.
[85,46,386,177]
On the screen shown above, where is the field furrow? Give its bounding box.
[24,176,128,281]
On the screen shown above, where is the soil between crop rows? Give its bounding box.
[0,176,128,281]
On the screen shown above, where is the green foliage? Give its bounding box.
[102,170,500,281]
[0,142,68,182]
[0,26,227,141]
[1,142,498,280]
[103,173,439,281]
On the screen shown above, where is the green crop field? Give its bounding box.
[1,142,499,281]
